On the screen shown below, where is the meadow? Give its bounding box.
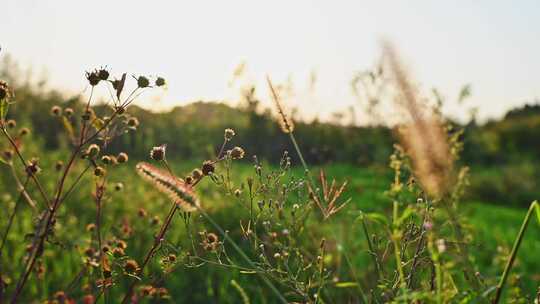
[0,48,539,303]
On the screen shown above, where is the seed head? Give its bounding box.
[94,166,106,177]
[55,160,64,171]
[185,175,193,184]
[124,259,139,274]
[127,117,139,128]
[0,81,12,100]
[86,144,100,158]
[112,247,125,257]
[202,161,215,176]
[155,77,166,87]
[114,182,124,191]
[191,168,203,180]
[19,128,30,137]
[6,119,16,129]
[98,68,110,81]
[101,155,112,165]
[117,152,128,163]
[224,128,235,141]
[86,71,101,86]
[138,208,148,217]
[50,106,62,117]
[150,145,166,161]
[230,147,245,160]
[64,107,74,117]
[26,158,40,175]
[3,150,13,161]
[234,189,242,197]
[86,223,96,232]
[82,109,94,121]
[54,291,67,301]
[136,76,150,88]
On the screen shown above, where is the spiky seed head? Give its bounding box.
[150,145,166,161]
[224,128,235,141]
[136,162,200,212]
[202,161,215,176]
[86,71,100,86]
[155,77,166,87]
[98,68,109,81]
[64,107,74,117]
[117,152,128,163]
[230,147,245,160]
[185,175,193,184]
[137,76,150,88]
[94,166,106,177]
[127,117,139,128]
[191,168,203,180]
[19,128,30,137]
[50,106,62,117]
[6,119,16,129]
[86,144,100,158]
[55,160,64,171]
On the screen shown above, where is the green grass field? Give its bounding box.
[1,155,538,302]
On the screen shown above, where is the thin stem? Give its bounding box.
[0,176,30,255]
[492,201,539,304]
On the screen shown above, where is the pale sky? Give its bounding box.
[1,0,539,123]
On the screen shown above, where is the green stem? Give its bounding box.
[492,201,539,304]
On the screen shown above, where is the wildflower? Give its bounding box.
[117,152,128,163]
[230,146,245,160]
[64,108,74,117]
[86,223,96,232]
[0,81,12,100]
[127,117,139,128]
[136,162,200,212]
[224,128,235,141]
[234,189,242,197]
[155,77,166,87]
[86,70,101,86]
[116,240,128,249]
[124,259,139,274]
[185,175,193,184]
[168,254,176,262]
[201,161,215,176]
[94,166,106,177]
[26,158,40,175]
[19,128,30,137]
[273,253,281,259]
[6,119,16,129]
[136,76,150,88]
[149,145,166,161]
[97,68,109,81]
[50,105,62,117]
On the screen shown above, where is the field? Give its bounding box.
[1,155,538,302]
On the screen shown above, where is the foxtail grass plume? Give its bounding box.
[266,77,295,134]
[382,42,453,198]
[136,162,200,212]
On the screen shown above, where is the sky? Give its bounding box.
[1,0,539,123]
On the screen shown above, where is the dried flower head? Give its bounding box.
[50,106,62,117]
[224,128,235,141]
[138,208,148,217]
[201,232,219,251]
[26,158,41,175]
[112,247,125,257]
[185,175,193,185]
[150,145,166,161]
[136,162,200,212]
[98,67,110,81]
[82,109,94,121]
[155,77,166,87]
[230,146,245,160]
[2,150,13,161]
[6,119,16,129]
[0,80,12,100]
[19,128,30,137]
[63,107,74,117]
[124,259,139,274]
[114,182,124,191]
[94,166,106,177]
[127,117,139,128]
[86,144,100,158]
[201,161,215,176]
[86,70,101,86]
[101,155,112,165]
[55,160,64,171]
[191,168,203,180]
[117,152,128,163]
[136,76,150,88]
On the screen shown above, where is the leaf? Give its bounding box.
[239,270,257,274]
[335,282,358,288]
[533,201,540,224]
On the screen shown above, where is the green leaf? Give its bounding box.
[335,282,358,288]
[533,201,540,224]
